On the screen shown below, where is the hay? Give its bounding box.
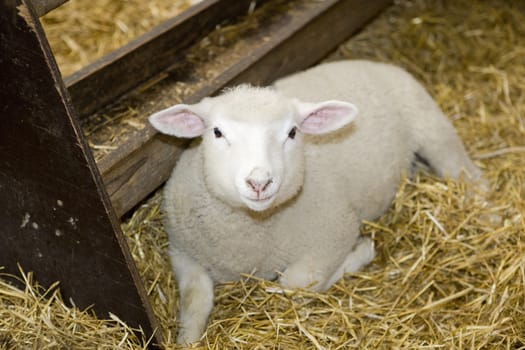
[0,267,150,349]
[2,0,524,348]
[41,0,200,77]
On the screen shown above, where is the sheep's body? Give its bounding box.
[153,60,482,344]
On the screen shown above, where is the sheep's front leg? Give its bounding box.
[279,236,375,292]
[325,236,375,288]
[169,247,214,345]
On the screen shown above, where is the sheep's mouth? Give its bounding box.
[243,195,274,204]
[241,194,276,211]
[248,194,274,201]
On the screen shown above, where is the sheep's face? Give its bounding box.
[201,107,303,211]
[149,86,357,212]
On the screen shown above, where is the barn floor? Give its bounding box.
[2,0,525,349]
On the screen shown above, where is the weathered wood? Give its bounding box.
[98,0,392,217]
[0,0,160,345]
[65,0,268,119]
[99,130,190,217]
[31,0,68,16]
[228,0,393,86]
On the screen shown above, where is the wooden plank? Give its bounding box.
[99,130,190,217]
[64,0,267,119]
[0,0,160,345]
[98,0,392,217]
[228,0,393,86]
[31,0,68,16]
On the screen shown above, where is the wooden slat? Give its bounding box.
[31,0,68,16]
[98,0,392,217]
[64,0,267,119]
[0,0,160,344]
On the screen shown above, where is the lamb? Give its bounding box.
[148,60,484,344]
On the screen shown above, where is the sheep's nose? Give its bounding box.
[245,168,273,195]
[246,178,273,194]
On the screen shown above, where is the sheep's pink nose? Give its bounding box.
[245,168,273,195]
[246,178,272,194]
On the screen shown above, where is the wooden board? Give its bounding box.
[93,0,392,217]
[65,0,269,119]
[0,0,160,344]
[30,0,68,16]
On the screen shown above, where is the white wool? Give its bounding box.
[149,60,483,344]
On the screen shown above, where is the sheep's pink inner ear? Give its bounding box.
[297,101,358,135]
[149,106,206,138]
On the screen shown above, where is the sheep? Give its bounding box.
[148,60,484,344]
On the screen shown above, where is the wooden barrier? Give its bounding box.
[30,0,68,16]
[0,0,158,343]
[65,0,269,119]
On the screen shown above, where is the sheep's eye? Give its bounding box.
[213,127,223,138]
[288,126,297,140]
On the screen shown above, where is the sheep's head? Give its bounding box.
[149,85,357,212]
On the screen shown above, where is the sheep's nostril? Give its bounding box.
[246,179,257,192]
[262,179,273,192]
[246,178,273,194]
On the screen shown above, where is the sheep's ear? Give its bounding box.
[149,104,206,138]
[294,100,358,135]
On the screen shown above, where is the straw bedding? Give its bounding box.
[40,0,200,77]
[2,0,524,348]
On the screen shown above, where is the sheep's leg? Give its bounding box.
[169,247,214,345]
[323,236,375,289]
[405,101,509,230]
[404,87,483,183]
[279,257,332,292]
[410,101,500,223]
[413,110,494,196]
[279,232,374,292]
[416,127,482,182]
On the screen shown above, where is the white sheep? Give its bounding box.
[149,60,483,344]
